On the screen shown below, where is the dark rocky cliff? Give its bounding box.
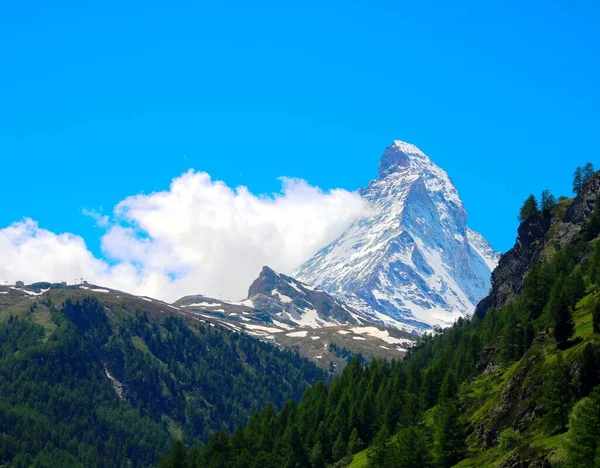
[476,173,600,318]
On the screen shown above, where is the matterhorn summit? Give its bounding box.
[294,140,499,332]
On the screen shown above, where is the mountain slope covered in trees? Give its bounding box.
[162,163,600,467]
[0,287,326,467]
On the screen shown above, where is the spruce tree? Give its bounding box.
[573,167,584,194]
[563,269,586,310]
[501,312,523,362]
[584,202,600,241]
[522,263,551,320]
[332,433,347,462]
[383,393,403,431]
[367,425,390,467]
[171,441,187,468]
[541,354,572,433]
[392,426,433,468]
[518,195,539,221]
[548,276,574,348]
[577,343,600,398]
[583,162,596,183]
[309,442,325,468]
[438,370,458,405]
[593,301,600,334]
[565,386,600,467]
[433,402,467,467]
[587,242,600,285]
[540,189,557,213]
[347,428,364,455]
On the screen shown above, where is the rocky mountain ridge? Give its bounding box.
[295,140,499,331]
[477,172,600,316]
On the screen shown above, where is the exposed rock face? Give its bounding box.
[295,140,499,332]
[476,172,600,317]
[477,215,552,315]
[248,266,363,328]
[175,268,417,370]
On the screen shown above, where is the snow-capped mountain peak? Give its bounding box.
[294,140,499,332]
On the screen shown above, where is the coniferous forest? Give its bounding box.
[158,166,600,467]
[0,294,325,467]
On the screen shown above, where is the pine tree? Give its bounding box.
[422,366,442,408]
[540,189,557,213]
[583,162,596,183]
[573,167,584,194]
[383,393,403,431]
[438,371,458,405]
[309,442,325,468]
[332,433,347,462]
[542,354,572,433]
[347,428,364,455]
[522,263,551,320]
[171,441,187,468]
[187,446,202,468]
[565,386,600,467]
[577,343,600,398]
[367,425,390,467]
[593,301,600,334]
[518,195,539,221]
[501,311,523,362]
[548,276,574,348]
[587,242,600,285]
[562,269,586,310]
[433,402,467,467]
[392,426,433,468]
[282,423,307,468]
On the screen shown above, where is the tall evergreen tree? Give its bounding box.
[577,344,600,398]
[392,426,433,468]
[565,386,600,467]
[593,301,600,334]
[347,428,364,455]
[541,354,572,433]
[367,425,390,467]
[522,263,551,320]
[548,276,574,348]
[438,371,458,405]
[331,433,347,462]
[583,162,596,183]
[518,195,539,221]
[171,441,187,468]
[562,269,586,310]
[573,167,584,194]
[309,442,325,468]
[501,311,524,362]
[433,402,467,467]
[540,189,557,213]
[587,242,600,285]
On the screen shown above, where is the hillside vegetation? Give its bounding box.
[161,167,600,467]
[0,288,326,467]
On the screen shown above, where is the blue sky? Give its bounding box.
[1,0,599,257]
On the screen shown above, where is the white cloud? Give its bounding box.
[81,208,110,228]
[0,171,369,301]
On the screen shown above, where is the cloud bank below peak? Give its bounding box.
[0,170,370,301]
